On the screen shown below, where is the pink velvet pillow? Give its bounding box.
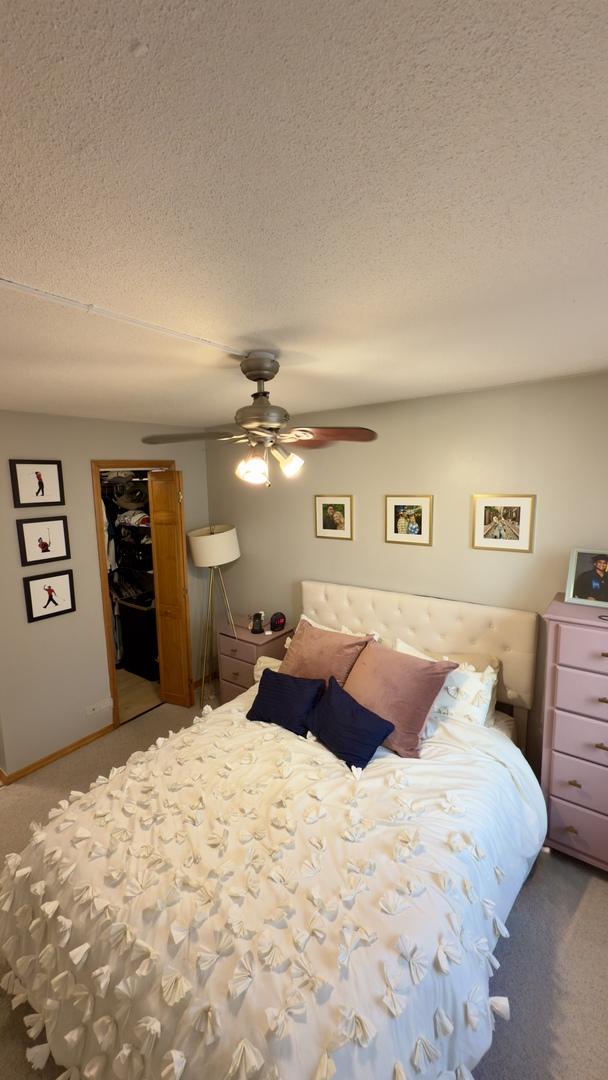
[280,619,372,686]
[343,641,458,758]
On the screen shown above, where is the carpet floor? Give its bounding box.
[0,704,606,1079]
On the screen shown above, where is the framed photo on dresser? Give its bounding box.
[565,548,608,608]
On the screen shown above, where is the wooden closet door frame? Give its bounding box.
[91,458,175,728]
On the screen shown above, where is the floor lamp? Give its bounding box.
[187,525,240,707]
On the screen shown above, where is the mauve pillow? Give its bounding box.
[247,668,325,737]
[308,677,394,769]
[343,641,458,757]
[280,619,372,686]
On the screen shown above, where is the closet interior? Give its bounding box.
[100,468,161,723]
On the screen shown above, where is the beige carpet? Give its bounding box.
[1,705,606,1079]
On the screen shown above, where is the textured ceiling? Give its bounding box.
[1,0,607,427]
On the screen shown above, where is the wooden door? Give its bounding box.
[149,471,194,707]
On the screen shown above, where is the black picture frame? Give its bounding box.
[16,516,71,566]
[9,459,65,508]
[23,569,76,623]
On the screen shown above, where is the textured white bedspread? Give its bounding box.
[0,688,546,1080]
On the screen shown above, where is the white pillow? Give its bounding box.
[395,638,497,735]
[253,655,282,682]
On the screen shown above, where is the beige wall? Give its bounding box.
[0,411,210,775]
[207,371,608,764]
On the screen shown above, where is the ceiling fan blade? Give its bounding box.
[282,439,336,449]
[280,426,377,444]
[142,430,241,445]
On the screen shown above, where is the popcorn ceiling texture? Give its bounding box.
[0,0,607,425]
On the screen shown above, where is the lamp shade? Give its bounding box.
[187,525,240,568]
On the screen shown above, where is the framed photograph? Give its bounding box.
[9,459,65,507]
[565,548,608,608]
[315,495,353,540]
[23,569,76,623]
[385,495,433,546]
[16,516,71,566]
[472,494,536,553]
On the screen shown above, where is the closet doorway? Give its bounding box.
[92,460,194,726]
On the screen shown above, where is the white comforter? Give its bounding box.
[0,687,546,1080]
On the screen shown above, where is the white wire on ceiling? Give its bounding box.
[0,274,246,355]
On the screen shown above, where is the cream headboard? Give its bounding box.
[301,580,538,744]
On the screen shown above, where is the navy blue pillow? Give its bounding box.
[308,676,395,769]
[247,668,325,737]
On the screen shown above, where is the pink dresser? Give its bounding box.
[541,594,608,871]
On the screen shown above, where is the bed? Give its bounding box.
[0,580,546,1079]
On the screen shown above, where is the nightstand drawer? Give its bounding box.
[557,624,608,675]
[549,797,608,864]
[218,654,254,689]
[550,752,608,816]
[554,709,608,766]
[219,679,247,705]
[218,633,257,665]
[555,666,608,721]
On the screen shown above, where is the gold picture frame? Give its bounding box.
[314,495,354,540]
[385,495,433,546]
[471,494,536,552]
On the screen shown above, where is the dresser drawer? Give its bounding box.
[548,796,608,864]
[554,666,608,721]
[218,654,255,689]
[550,752,608,816]
[218,633,257,665]
[557,623,608,675]
[553,709,608,767]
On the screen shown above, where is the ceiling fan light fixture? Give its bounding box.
[270,445,304,478]
[235,445,269,485]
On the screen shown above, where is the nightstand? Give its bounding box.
[541,593,608,872]
[217,617,294,705]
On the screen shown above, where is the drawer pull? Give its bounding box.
[567,779,582,788]
[594,742,608,751]
[563,825,578,835]
[598,697,608,704]
[601,652,608,657]
[232,671,239,679]
[230,648,238,655]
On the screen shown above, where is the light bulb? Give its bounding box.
[270,445,304,478]
[235,449,269,485]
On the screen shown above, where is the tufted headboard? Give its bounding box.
[301,580,538,745]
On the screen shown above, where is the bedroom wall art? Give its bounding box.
[564,548,608,607]
[16,516,71,566]
[314,494,353,539]
[385,494,433,546]
[23,568,76,623]
[9,458,65,507]
[471,494,536,553]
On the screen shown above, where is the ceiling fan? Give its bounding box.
[142,351,377,484]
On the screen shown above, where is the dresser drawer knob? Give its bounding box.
[230,648,238,655]
[567,779,582,788]
[232,671,239,679]
[594,742,608,751]
[563,825,578,835]
[598,697,608,704]
[601,652,608,658]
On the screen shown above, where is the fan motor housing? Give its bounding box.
[235,398,290,430]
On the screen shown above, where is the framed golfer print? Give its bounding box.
[23,569,76,623]
[9,459,65,507]
[16,516,71,566]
